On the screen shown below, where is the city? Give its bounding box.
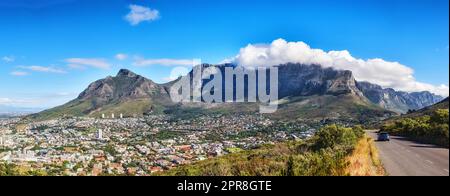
[0,113,316,176]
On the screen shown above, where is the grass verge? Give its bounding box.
[345,134,385,176]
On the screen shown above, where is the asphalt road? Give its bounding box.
[367,130,449,176]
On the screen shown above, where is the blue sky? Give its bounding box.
[0,0,448,109]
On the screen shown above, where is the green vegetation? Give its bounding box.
[381,109,449,147]
[157,125,365,176]
[104,144,118,156]
[90,99,153,118]
[34,125,49,130]
[149,130,183,140]
[272,95,393,125]
[225,147,244,153]
[28,100,93,120]
[0,147,11,153]
[0,163,47,176]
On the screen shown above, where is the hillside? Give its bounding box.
[381,97,449,147]
[28,64,442,122]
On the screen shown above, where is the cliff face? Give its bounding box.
[276,63,363,98]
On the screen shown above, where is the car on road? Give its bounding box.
[378,132,390,141]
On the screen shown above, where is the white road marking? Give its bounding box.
[444,169,449,173]
[406,150,411,153]
[415,154,420,157]
[425,160,434,165]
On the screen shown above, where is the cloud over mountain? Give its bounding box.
[228,39,449,97]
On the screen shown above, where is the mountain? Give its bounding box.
[277,63,363,97]
[381,97,449,124]
[356,81,444,113]
[28,63,442,122]
[161,63,392,123]
[28,69,174,120]
[75,69,171,107]
[401,97,449,118]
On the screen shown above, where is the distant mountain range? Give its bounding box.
[398,97,449,119]
[356,81,443,113]
[29,63,444,123]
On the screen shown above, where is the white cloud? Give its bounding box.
[0,97,38,106]
[0,92,76,109]
[67,63,86,70]
[229,38,449,97]
[133,57,197,67]
[65,58,111,69]
[115,53,128,60]
[18,65,67,74]
[10,71,29,76]
[2,56,15,63]
[0,97,16,105]
[125,4,160,26]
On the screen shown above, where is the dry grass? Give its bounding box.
[346,135,385,176]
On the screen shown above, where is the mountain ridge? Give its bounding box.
[28,63,443,121]
[356,81,443,113]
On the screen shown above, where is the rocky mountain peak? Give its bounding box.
[117,69,138,78]
[75,68,165,105]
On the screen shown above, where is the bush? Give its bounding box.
[313,124,362,150]
[381,109,449,147]
[431,109,449,124]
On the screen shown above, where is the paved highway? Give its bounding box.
[368,130,449,176]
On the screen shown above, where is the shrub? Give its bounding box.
[381,109,449,147]
[313,125,361,150]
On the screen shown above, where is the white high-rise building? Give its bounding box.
[120,113,123,119]
[102,114,105,119]
[97,129,103,140]
[111,113,115,119]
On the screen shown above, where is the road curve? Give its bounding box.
[367,130,449,176]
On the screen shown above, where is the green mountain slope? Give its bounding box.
[381,97,449,147]
[28,65,398,123]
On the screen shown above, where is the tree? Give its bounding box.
[431,109,449,124]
